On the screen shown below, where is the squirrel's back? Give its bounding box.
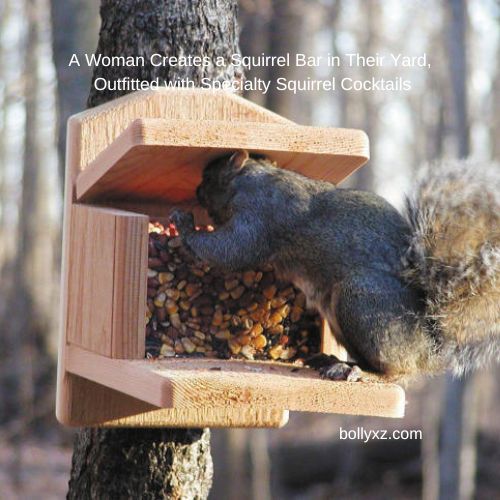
[402,159,500,375]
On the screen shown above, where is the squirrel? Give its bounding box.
[170,151,500,381]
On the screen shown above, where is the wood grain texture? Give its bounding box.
[99,407,290,429]
[60,374,288,428]
[66,205,115,355]
[112,212,148,358]
[75,118,369,203]
[321,322,349,361]
[65,205,148,358]
[74,88,291,169]
[67,346,405,419]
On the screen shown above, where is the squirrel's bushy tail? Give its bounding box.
[402,159,500,375]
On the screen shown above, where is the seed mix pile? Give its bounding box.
[146,222,320,362]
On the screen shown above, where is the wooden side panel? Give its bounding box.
[56,118,83,426]
[112,213,149,359]
[65,205,148,359]
[66,205,115,355]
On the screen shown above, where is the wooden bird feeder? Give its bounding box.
[56,88,405,428]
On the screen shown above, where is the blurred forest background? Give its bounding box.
[0,0,499,498]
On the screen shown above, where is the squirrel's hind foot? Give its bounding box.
[306,354,362,382]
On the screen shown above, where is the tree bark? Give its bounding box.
[88,0,242,108]
[68,1,242,498]
[68,428,212,499]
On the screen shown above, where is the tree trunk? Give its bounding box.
[69,428,213,499]
[50,0,99,185]
[0,0,43,425]
[422,379,443,500]
[0,0,8,236]
[7,0,43,487]
[491,40,500,160]
[351,0,380,192]
[446,0,469,158]
[440,377,478,500]
[266,0,311,123]
[439,2,477,500]
[88,0,242,108]
[239,0,272,107]
[68,1,242,498]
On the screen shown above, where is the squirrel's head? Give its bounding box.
[196,150,250,225]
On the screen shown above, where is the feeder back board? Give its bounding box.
[56,88,405,428]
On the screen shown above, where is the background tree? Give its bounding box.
[439,2,478,500]
[66,1,242,498]
[50,0,99,185]
[0,0,59,440]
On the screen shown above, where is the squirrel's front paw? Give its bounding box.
[169,209,195,235]
[307,354,362,382]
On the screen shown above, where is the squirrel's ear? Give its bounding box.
[228,150,250,170]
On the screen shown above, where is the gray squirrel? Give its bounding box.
[170,151,500,381]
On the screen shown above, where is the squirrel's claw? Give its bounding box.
[169,209,195,234]
[320,363,362,382]
[307,353,362,382]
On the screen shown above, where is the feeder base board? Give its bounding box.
[57,345,405,427]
